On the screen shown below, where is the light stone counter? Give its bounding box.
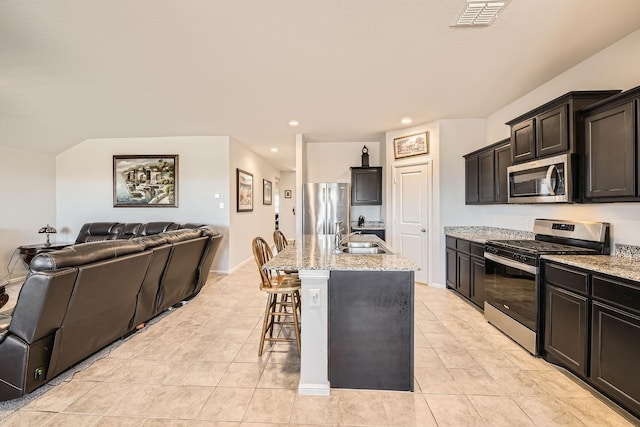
[444,226,534,244]
[543,243,640,283]
[263,234,419,272]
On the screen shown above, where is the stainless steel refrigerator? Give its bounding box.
[302,183,350,235]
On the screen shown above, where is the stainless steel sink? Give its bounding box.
[343,241,378,248]
[341,247,388,255]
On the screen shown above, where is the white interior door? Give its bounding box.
[393,162,431,284]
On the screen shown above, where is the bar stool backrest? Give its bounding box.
[252,237,277,291]
[273,230,289,253]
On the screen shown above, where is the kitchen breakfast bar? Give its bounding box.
[263,234,419,395]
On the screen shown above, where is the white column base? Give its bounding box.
[298,382,331,396]
[298,269,331,395]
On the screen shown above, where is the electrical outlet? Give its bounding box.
[219,202,224,209]
[309,288,320,307]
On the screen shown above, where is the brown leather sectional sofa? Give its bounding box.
[0,222,222,401]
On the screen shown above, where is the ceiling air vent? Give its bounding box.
[451,0,510,27]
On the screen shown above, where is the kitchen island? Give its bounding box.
[263,234,419,395]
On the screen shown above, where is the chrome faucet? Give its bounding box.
[339,231,361,246]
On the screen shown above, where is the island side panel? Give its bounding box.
[298,269,331,395]
[329,270,414,391]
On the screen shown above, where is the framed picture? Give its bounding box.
[284,190,292,199]
[113,155,178,207]
[236,168,254,212]
[393,131,430,159]
[263,179,272,205]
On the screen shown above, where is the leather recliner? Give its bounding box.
[0,225,222,401]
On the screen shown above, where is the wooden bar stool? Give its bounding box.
[273,230,298,275]
[252,237,301,356]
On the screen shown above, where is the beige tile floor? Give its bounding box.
[2,264,638,426]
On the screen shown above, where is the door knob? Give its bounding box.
[421,228,426,232]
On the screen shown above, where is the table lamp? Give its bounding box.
[38,224,57,247]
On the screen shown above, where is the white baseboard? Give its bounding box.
[298,382,331,396]
[428,282,446,289]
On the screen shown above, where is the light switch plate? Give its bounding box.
[309,289,321,307]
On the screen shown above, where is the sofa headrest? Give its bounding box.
[120,223,142,239]
[160,228,203,243]
[75,222,124,243]
[138,222,179,236]
[30,240,146,271]
[132,234,170,249]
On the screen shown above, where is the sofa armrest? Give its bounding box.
[0,314,11,334]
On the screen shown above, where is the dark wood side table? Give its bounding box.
[18,242,72,268]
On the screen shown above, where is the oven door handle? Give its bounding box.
[484,252,539,275]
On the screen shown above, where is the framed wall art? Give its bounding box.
[113,155,178,207]
[236,168,254,212]
[393,131,430,159]
[284,190,292,199]
[263,179,272,205]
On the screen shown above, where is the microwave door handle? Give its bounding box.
[545,165,558,195]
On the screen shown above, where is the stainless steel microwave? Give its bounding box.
[507,154,572,203]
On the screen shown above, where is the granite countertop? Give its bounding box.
[263,234,419,272]
[543,250,640,283]
[444,226,534,244]
[351,221,385,231]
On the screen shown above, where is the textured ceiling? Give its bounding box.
[2,0,640,171]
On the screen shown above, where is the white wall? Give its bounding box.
[0,147,57,281]
[278,171,296,239]
[228,138,280,270]
[56,136,231,271]
[472,28,640,249]
[305,141,382,183]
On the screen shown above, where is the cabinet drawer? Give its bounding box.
[592,275,640,315]
[446,236,456,249]
[457,239,471,254]
[470,243,484,258]
[544,263,589,296]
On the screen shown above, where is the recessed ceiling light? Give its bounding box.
[288,120,299,127]
[401,117,413,125]
[270,147,278,153]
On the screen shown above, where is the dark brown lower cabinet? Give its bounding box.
[544,285,588,378]
[446,248,457,288]
[456,252,471,298]
[543,261,640,419]
[445,237,484,309]
[470,257,485,307]
[591,301,640,416]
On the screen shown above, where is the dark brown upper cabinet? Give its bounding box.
[465,156,479,204]
[506,91,620,164]
[511,118,536,163]
[580,86,640,202]
[537,104,569,157]
[464,139,510,205]
[351,166,382,205]
[494,142,511,203]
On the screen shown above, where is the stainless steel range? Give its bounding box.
[484,219,610,355]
